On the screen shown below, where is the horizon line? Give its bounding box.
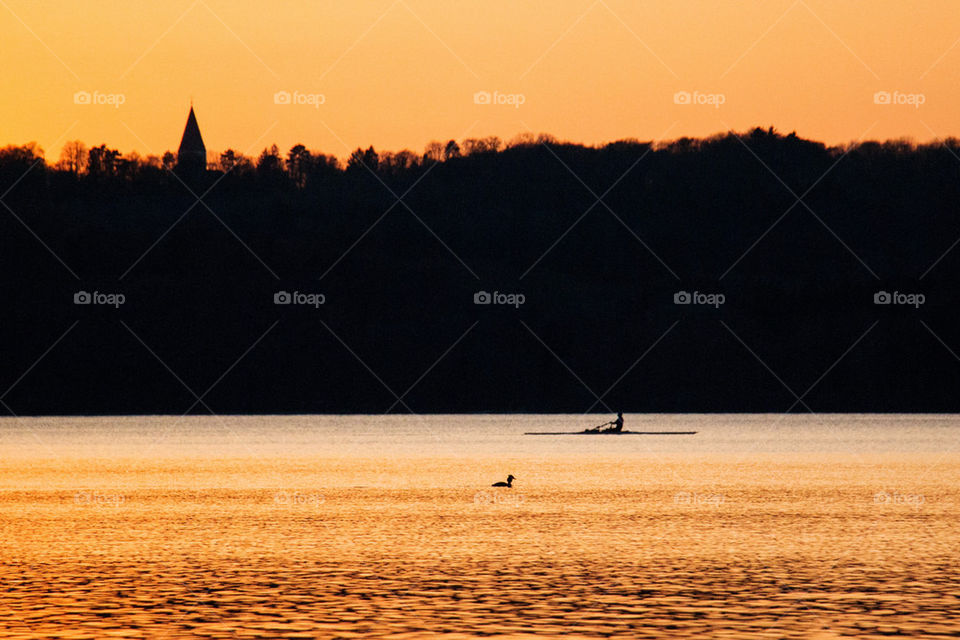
[6,126,958,164]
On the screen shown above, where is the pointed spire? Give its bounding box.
[178,106,205,155]
[177,103,206,178]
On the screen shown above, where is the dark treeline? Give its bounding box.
[2,127,960,415]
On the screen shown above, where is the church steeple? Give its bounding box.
[176,105,206,178]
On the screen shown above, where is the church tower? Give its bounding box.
[176,104,206,178]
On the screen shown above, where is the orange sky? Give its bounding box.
[2,0,959,161]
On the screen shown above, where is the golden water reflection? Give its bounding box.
[2,451,958,639]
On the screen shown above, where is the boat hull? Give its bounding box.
[523,431,697,435]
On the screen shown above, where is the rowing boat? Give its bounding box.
[523,430,697,435]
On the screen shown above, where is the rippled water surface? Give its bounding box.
[1,414,958,638]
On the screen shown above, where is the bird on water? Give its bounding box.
[492,474,515,487]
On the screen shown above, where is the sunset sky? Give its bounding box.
[3,0,959,161]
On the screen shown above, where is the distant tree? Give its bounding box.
[443,139,461,160]
[364,147,380,170]
[0,142,44,166]
[57,140,87,174]
[748,126,779,144]
[377,149,419,175]
[287,144,312,188]
[0,143,45,187]
[347,148,365,170]
[347,146,379,172]
[393,149,419,171]
[116,152,141,181]
[218,149,251,174]
[423,141,444,163]
[257,144,283,171]
[303,152,339,190]
[313,153,339,171]
[142,155,162,169]
[462,136,502,155]
[234,155,254,176]
[662,137,697,153]
[461,139,482,155]
[507,133,536,148]
[883,138,915,155]
[483,136,503,153]
[87,144,120,178]
[161,151,176,171]
[603,139,652,154]
[377,151,395,172]
[256,145,286,185]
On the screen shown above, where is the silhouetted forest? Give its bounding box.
[2,127,960,414]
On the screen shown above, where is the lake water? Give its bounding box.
[1,414,958,639]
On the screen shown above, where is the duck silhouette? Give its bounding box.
[491,474,515,488]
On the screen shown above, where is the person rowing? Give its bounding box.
[585,412,624,433]
[605,412,624,433]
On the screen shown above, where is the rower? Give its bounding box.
[605,412,624,433]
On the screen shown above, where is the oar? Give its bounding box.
[585,421,611,432]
